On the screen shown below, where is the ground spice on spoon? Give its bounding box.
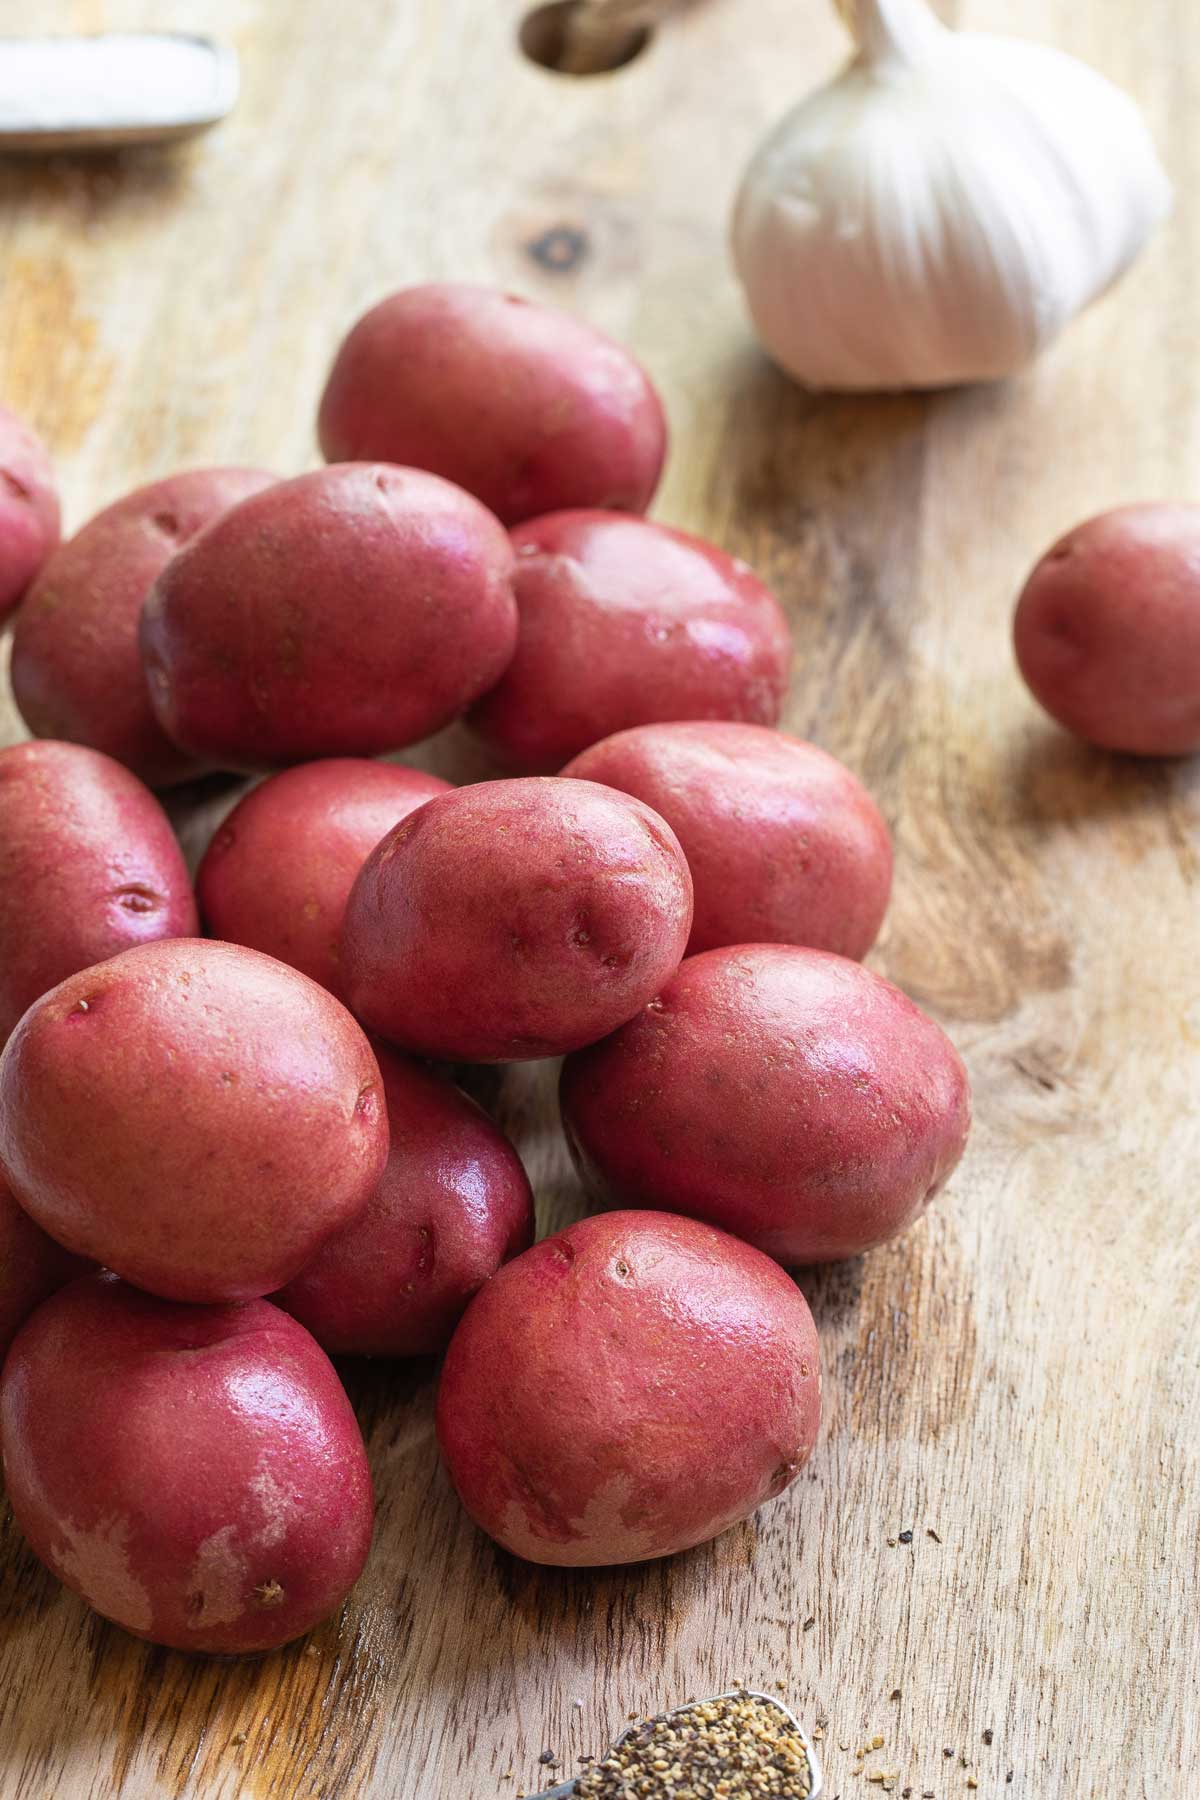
[573,1691,814,1798]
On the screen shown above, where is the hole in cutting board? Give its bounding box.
[518,2,654,74]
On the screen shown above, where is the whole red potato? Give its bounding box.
[1,1175,89,1362]
[0,939,388,1303]
[275,1045,534,1357]
[12,467,273,787]
[437,1210,821,1566]
[1,1274,373,1653]
[0,741,197,1045]
[317,283,666,525]
[0,406,59,622]
[342,777,693,1062]
[466,511,792,770]
[561,945,970,1265]
[564,722,892,957]
[197,759,450,1000]
[1014,503,1200,755]
[140,465,518,769]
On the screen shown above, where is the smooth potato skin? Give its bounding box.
[0,407,59,622]
[317,284,666,525]
[197,759,450,1000]
[140,465,518,769]
[1014,504,1200,755]
[342,778,694,1062]
[0,940,389,1303]
[436,1210,821,1566]
[1,1275,373,1653]
[275,1046,534,1356]
[0,1177,89,1362]
[12,468,273,787]
[0,741,198,1045]
[466,511,792,770]
[561,946,971,1265]
[563,722,892,957]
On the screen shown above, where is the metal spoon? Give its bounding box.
[0,33,238,153]
[528,1688,824,1798]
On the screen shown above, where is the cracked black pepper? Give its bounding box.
[573,1692,813,1798]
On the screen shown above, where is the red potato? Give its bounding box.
[197,759,451,1000]
[0,939,389,1304]
[275,1046,534,1357]
[561,945,971,1265]
[317,283,666,526]
[0,406,59,622]
[1,1274,373,1653]
[436,1210,821,1566]
[563,722,892,958]
[0,741,198,1045]
[342,777,693,1062]
[140,465,518,770]
[466,511,792,771]
[1,1176,89,1362]
[11,467,273,787]
[1014,503,1200,756]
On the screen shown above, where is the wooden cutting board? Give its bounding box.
[1,2,1196,1796]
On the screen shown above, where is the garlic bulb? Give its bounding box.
[730,0,1172,391]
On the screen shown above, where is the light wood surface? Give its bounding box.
[1,1,1196,1796]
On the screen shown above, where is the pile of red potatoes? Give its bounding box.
[2,280,1186,1658]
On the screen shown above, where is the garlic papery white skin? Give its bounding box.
[730,0,1172,391]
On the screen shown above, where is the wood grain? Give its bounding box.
[1,1,1197,1796]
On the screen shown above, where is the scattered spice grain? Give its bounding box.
[887,1537,898,1548]
[898,1531,913,1544]
[966,1779,978,1790]
[890,1690,901,1703]
[229,1733,247,1748]
[573,1692,813,1799]
[926,1529,942,1544]
[871,1736,884,1750]
[803,1617,816,1631]
[982,1732,993,1747]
